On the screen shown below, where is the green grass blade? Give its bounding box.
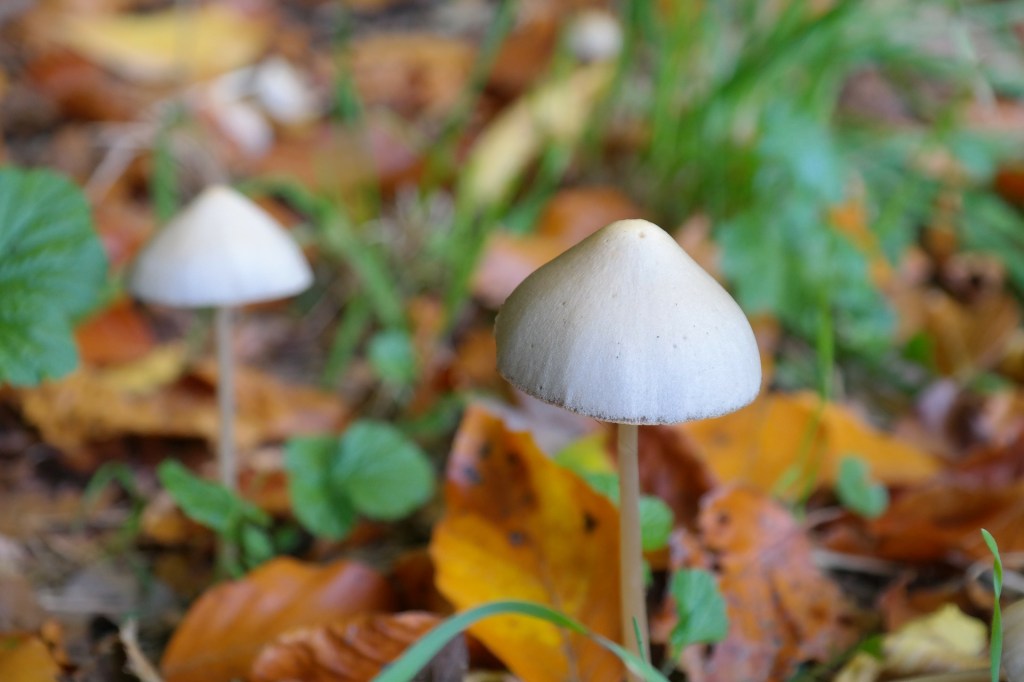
[373,600,670,682]
[982,529,1003,682]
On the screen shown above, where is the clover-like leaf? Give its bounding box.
[334,421,435,520]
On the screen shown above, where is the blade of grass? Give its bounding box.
[982,529,1004,682]
[373,600,671,682]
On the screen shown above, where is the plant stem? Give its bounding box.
[617,422,648,678]
[215,305,236,491]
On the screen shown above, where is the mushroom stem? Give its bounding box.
[215,305,237,491]
[618,422,648,674]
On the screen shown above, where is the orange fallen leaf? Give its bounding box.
[682,391,939,499]
[430,405,622,682]
[250,612,445,682]
[161,558,394,682]
[75,298,155,366]
[824,481,1024,564]
[667,487,856,682]
[0,634,61,682]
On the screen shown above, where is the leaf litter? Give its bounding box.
[2,1,1024,681]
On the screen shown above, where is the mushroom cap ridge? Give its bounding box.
[495,219,761,425]
[129,185,313,308]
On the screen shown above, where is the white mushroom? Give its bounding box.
[495,218,760,668]
[129,185,313,490]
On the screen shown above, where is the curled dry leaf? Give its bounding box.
[250,612,446,682]
[666,487,856,682]
[682,391,939,499]
[430,404,622,682]
[161,558,394,682]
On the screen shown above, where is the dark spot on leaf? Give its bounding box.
[584,512,598,533]
[478,442,492,459]
[508,530,526,546]
[462,465,481,484]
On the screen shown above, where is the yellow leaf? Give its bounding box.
[683,391,939,499]
[0,635,61,682]
[835,604,988,681]
[98,343,187,393]
[463,64,613,209]
[58,5,270,83]
[431,405,622,682]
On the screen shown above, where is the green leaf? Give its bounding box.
[836,455,889,519]
[374,600,671,682]
[368,329,418,386]
[639,496,673,552]
[284,436,358,539]
[982,529,1003,682]
[335,421,435,520]
[670,568,729,652]
[240,523,276,567]
[0,168,108,385]
[758,104,845,202]
[157,460,270,534]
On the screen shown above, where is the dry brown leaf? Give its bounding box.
[14,347,347,469]
[55,5,272,83]
[161,558,394,682]
[430,405,622,682]
[682,391,939,499]
[667,487,856,682]
[344,34,475,118]
[0,634,62,682]
[250,612,444,682]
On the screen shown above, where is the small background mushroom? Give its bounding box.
[129,184,313,490]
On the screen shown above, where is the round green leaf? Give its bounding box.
[284,436,358,539]
[334,420,435,520]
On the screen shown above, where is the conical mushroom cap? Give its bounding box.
[129,185,313,308]
[495,219,760,424]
